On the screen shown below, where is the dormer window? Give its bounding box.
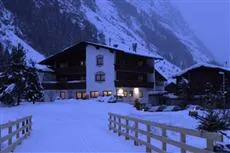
[95,71,105,82]
[96,55,104,66]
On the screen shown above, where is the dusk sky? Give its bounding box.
[171,0,230,67]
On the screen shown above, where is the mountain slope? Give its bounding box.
[0,1,44,63]
[0,0,215,79]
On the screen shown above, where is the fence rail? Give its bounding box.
[0,116,32,153]
[108,113,223,153]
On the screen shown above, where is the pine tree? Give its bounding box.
[195,82,230,133]
[0,44,27,105]
[24,60,43,104]
[197,110,228,132]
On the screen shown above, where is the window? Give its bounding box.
[124,90,128,97]
[103,90,112,96]
[129,91,133,97]
[95,71,105,82]
[96,55,104,66]
[90,91,99,98]
[138,75,144,82]
[60,62,68,68]
[137,60,144,67]
[60,91,66,99]
[80,61,85,66]
[139,91,143,98]
[76,91,86,99]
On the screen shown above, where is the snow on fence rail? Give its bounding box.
[108,112,223,153]
[0,116,32,153]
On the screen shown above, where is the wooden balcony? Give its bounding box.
[115,80,154,88]
[42,81,86,90]
[53,67,86,75]
[115,64,153,73]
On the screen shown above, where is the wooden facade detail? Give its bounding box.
[115,80,154,88]
[42,81,86,90]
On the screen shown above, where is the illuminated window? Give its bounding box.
[124,90,128,97]
[117,88,124,96]
[90,91,99,98]
[80,61,85,66]
[103,90,112,96]
[129,91,133,97]
[76,91,86,99]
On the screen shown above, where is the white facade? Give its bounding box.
[86,45,116,95]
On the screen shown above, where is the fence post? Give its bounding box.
[162,128,167,151]
[109,114,112,130]
[16,122,20,139]
[146,123,151,153]
[125,117,129,140]
[180,133,186,153]
[8,122,12,146]
[206,139,214,151]
[134,120,139,146]
[118,117,121,136]
[113,115,116,133]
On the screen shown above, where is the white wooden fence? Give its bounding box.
[108,113,223,153]
[0,116,32,153]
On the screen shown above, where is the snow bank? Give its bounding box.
[0,100,229,152]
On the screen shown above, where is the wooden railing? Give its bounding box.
[0,116,32,153]
[108,113,223,153]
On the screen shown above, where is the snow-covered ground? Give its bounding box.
[0,100,229,152]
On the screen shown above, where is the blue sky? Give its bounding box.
[171,0,230,67]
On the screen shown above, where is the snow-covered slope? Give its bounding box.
[1,0,216,78]
[0,1,44,63]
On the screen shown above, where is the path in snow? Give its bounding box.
[0,100,145,152]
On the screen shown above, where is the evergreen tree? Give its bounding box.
[0,44,27,105]
[24,60,44,104]
[194,82,230,134]
[197,110,230,132]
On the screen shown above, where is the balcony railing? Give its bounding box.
[53,67,86,75]
[42,80,86,90]
[115,80,154,88]
[115,64,153,73]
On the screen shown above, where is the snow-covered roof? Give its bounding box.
[39,41,162,64]
[84,41,162,59]
[35,64,54,72]
[174,63,230,77]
